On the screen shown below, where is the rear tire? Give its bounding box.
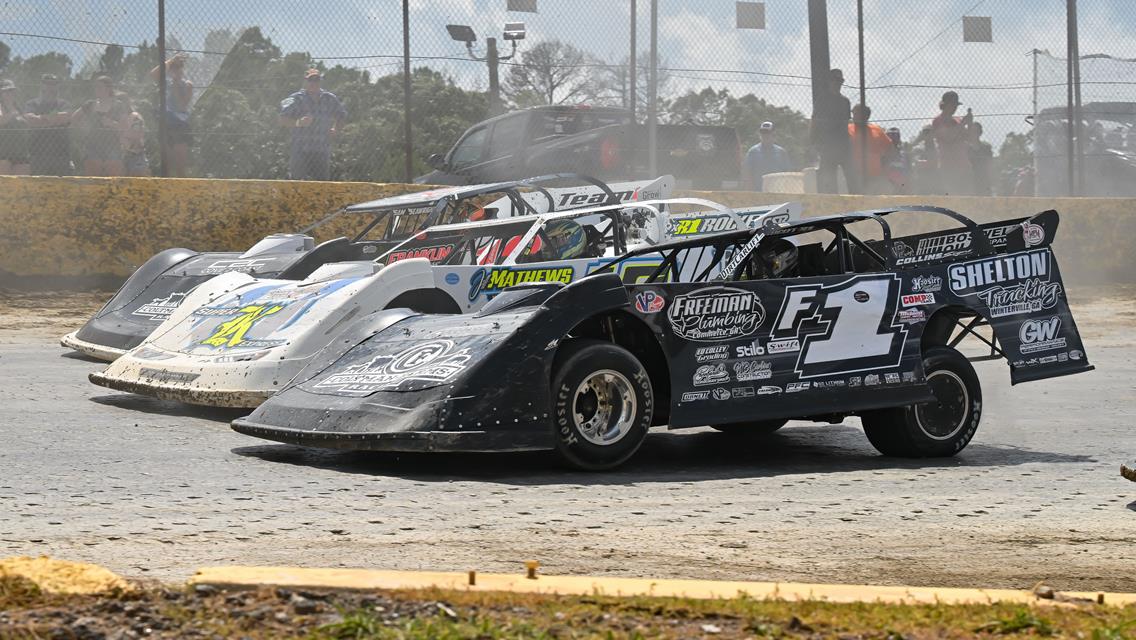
[552,339,653,470]
[861,346,982,457]
[710,420,787,435]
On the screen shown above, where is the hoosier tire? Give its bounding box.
[710,420,788,435]
[861,346,982,457]
[552,339,653,470]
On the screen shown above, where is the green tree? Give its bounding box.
[665,87,810,169]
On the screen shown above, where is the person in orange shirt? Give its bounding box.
[847,104,897,194]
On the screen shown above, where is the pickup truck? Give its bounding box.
[416,105,742,190]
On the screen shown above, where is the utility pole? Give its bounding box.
[402,0,413,182]
[807,0,832,120]
[156,0,168,178]
[487,37,501,115]
[1071,1,1084,195]
[629,0,637,121]
[648,0,658,177]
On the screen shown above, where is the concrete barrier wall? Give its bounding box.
[0,176,1130,286]
[0,176,424,285]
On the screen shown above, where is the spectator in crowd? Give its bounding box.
[73,76,130,177]
[847,104,895,194]
[279,68,346,181]
[745,121,791,190]
[23,74,73,176]
[121,103,150,177]
[911,124,939,194]
[810,68,855,194]
[885,127,911,193]
[930,90,973,195]
[0,80,30,175]
[151,53,193,177]
[969,122,994,196]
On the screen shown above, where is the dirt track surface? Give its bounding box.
[0,290,1133,592]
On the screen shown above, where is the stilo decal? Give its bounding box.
[198,304,286,349]
[200,258,272,275]
[667,287,765,342]
[948,249,1062,318]
[385,244,454,264]
[468,266,574,301]
[313,339,472,396]
[693,363,730,386]
[1018,316,1067,354]
[634,290,666,314]
[131,291,188,320]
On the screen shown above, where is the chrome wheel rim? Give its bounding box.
[915,370,969,440]
[572,369,637,446]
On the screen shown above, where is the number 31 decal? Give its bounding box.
[769,274,908,378]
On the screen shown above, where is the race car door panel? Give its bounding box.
[626,274,931,429]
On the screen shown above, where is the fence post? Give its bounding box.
[156,0,168,178]
[630,0,637,121]
[402,0,413,182]
[647,0,657,178]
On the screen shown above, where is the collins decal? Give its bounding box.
[468,266,575,301]
[313,340,471,396]
[667,287,765,342]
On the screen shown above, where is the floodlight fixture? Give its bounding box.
[503,22,526,41]
[446,24,477,44]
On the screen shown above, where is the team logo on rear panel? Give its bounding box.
[313,340,472,396]
[667,287,764,342]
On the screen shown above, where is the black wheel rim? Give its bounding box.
[914,370,969,440]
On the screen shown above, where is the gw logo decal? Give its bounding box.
[200,304,284,348]
[313,340,471,396]
[770,274,907,379]
[468,266,574,301]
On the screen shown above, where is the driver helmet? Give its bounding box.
[763,238,799,278]
[541,219,587,259]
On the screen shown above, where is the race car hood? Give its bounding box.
[69,245,309,358]
[232,275,632,450]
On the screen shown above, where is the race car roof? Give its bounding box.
[344,182,519,213]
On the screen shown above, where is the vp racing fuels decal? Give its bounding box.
[768,274,907,378]
[313,339,471,395]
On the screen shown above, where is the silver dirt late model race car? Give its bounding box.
[232,206,1093,469]
[62,175,670,361]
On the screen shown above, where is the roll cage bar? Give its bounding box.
[597,205,990,283]
[295,173,622,243]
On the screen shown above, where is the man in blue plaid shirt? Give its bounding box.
[279,69,347,181]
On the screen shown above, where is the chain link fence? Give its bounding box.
[0,1,1132,196]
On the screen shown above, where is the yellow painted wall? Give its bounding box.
[0,176,1130,284]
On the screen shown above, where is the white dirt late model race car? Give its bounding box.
[62,175,672,362]
[90,198,800,407]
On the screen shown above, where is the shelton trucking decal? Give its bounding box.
[947,249,1062,318]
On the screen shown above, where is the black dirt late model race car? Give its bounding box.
[60,174,669,361]
[232,206,1093,470]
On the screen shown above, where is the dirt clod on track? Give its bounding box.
[0,556,132,595]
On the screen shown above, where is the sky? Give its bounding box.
[3,0,1135,147]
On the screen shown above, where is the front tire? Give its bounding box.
[552,339,653,470]
[861,346,982,457]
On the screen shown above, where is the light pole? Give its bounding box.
[448,23,526,116]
